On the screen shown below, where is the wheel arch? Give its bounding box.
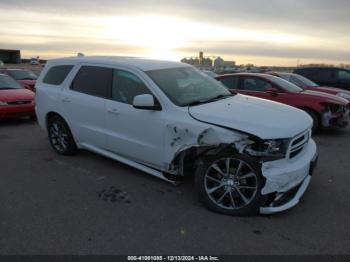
[168,143,240,179]
[46,111,67,129]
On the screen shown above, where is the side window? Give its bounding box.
[71,66,112,98]
[298,68,316,78]
[219,77,239,89]
[336,70,350,81]
[313,69,333,81]
[43,65,74,85]
[242,77,272,91]
[112,70,151,104]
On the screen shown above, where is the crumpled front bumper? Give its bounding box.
[322,107,349,128]
[260,139,318,214]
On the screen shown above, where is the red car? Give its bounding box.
[268,72,350,101]
[0,68,37,92]
[216,73,350,131]
[0,74,35,120]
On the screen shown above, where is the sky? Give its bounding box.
[0,0,350,66]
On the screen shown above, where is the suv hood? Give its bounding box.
[188,94,312,140]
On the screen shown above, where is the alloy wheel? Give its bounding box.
[49,122,69,153]
[204,157,258,210]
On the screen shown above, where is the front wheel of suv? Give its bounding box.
[48,116,78,155]
[195,152,263,216]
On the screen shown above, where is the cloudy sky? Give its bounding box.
[0,0,349,66]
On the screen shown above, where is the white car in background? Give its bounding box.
[30,58,40,65]
[35,56,318,216]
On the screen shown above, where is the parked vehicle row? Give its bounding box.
[0,74,35,119]
[3,57,349,217]
[294,67,350,91]
[216,73,350,131]
[268,72,350,101]
[35,56,319,216]
[0,68,37,92]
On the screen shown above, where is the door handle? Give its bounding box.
[61,97,71,103]
[107,108,120,115]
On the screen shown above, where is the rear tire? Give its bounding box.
[304,109,320,133]
[195,152,263,216]
[47,116,78,155]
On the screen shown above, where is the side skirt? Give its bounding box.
[79,143,178,185]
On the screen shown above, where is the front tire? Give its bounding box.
[195,152,263,216]
[48,116,78,155]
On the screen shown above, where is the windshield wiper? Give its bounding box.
[18,78,36,80]
[0,87,21,89]
[187,93,234,107]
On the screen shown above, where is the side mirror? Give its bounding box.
[133,94,162,111]
[266,87,279,96]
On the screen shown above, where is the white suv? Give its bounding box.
[36,56,318,216]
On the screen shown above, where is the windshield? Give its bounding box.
[9,70,37,80]
[265,75,303,93]
[0,75,23,89]
[146,67,232,106]
[293,74,318,87]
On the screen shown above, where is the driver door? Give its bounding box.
[239,76,280,102]
[105,69,165,168]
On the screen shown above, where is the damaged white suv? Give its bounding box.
[36,56,318,216]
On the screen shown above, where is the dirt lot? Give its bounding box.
[0,119,349,255]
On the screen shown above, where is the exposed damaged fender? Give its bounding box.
[164,123,253,173]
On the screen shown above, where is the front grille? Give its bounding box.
[7,100,32,105]
[329,104,348,114]
[287,129,311,159]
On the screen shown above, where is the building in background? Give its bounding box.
[0,49,21,64]
[181,52,235,72]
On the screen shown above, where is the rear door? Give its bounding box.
[62,65,112,149]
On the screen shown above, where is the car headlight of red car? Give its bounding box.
[337,92,350,100]
[0,101,8,106]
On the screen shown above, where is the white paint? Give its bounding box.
[260,175,312,215]
[189,94,313,140]
[261,139,316,195]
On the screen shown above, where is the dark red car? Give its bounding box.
[0,74,35,120]
[268,72,350,101]
[216,73,350,131]
[0,68,37,92]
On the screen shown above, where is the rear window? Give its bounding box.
[43,65,74,85]
[71,66,112,98]
[9,70,37,80]
[0,75,23,89]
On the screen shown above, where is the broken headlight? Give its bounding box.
[244,139,289,161]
